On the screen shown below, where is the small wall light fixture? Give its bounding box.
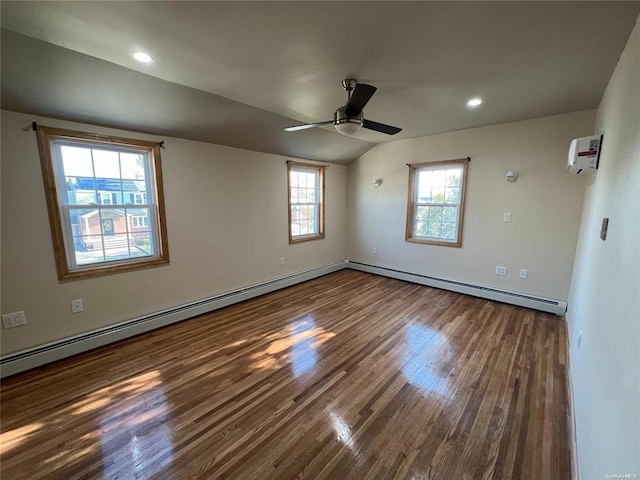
[373,178,383,187]
[505,170,518,183]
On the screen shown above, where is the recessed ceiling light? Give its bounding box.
[133,52,154,63]
[467,97,483,108]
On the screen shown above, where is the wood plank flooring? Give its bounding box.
[0,270,571,479]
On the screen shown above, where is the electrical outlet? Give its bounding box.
[71,299,84,314]
[495,266,508,276]
[372,247,377,255]
[503,212,512,223]
[279,257,285,266]
[519,269,528,279]
[2,311,27,329]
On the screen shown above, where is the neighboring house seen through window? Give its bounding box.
[287,162,325,243]
[36,126,169,280]
[406,159,469,247]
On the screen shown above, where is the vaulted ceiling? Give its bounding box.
[2,1,638,164]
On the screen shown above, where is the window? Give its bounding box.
[406,158,469,247]
[287,162,325,243]
[130,193,146,204]
[36,126,169,280]
[131,216,149,228]
[100,192,118,205]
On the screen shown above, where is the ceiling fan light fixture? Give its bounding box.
[334,119,362,135]
[283,80,401,136]
[334,106,363,135]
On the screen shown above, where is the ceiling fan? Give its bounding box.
[284,79,402,136]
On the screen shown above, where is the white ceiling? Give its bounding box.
[2,1,639,163]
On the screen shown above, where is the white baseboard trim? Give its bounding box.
[566,331,580,480]
[346,261,567,316]
[0,261,347,378]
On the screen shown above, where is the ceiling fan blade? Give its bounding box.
[345,83,377,117]
[363,119,402,135]
[284,120,333,132]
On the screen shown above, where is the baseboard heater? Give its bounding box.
[346,261,567,316]
[1,260,566,378]
[0,262,347,378]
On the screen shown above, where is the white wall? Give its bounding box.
[567,16,640,480]
[1,110,348,354]
[347,110,596,301]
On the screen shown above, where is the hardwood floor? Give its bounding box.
[0,270,571,479]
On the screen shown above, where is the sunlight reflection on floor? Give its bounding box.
[329,411,357,452]
[291,317,320,377]
[98,370,174,479]
[402,324,450,395]
[248,316,336,376]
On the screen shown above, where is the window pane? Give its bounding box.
[427,222,441,238]
[431,187,445,203]
[95,179,123,205]
[445,187,460,204]
[70,208,155,265]
[417,171,432,202]
[127,208,151,231]
[93,149,120,179]
[441,222,456,240]
[297,172,307,188]
[122,180,145,203]
[120,152,147,180]
[445,169,461,186]
[129,232,154,258]
[104,240,132,262]
[292,204,318,235]
[415,206,428,222]
[102,209,128,234]
[305,188,317,204]
[443,206,457,223]
[73,235,105,265]
[427,206,443,222]
[132,180,147,199]
[60,145,94,177]
[306,172,316,188]
[65,177,97,205]
[70,208,102,237]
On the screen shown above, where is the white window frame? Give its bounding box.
[287,162,325,243]
[131,216,149,228]
[405,158,469,248]
[99,192,115,205]
[36,126,170,280]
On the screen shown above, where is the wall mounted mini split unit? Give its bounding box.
[568,134,603,174]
